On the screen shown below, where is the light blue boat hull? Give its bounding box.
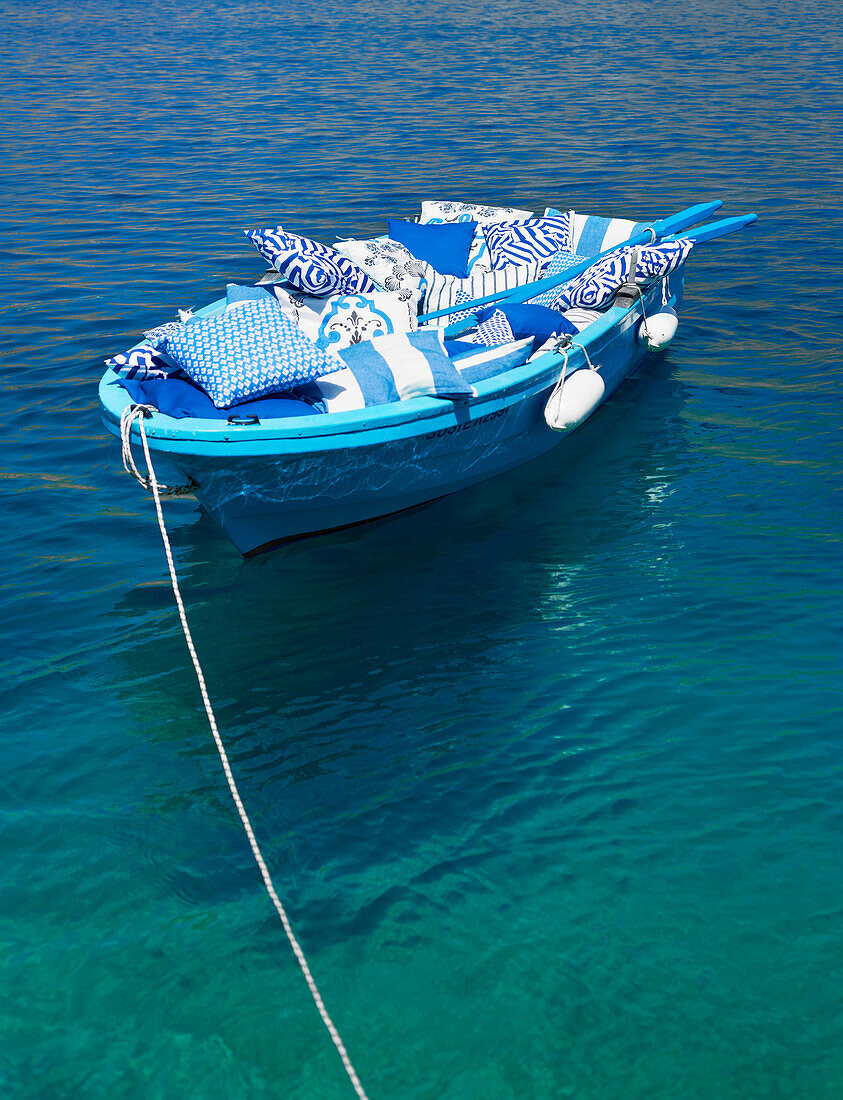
[101,278,682,555]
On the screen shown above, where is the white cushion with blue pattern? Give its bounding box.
[313,329,474,410]
[275,250,376,296]
[257,285,417,350]
[245,226,336,268]
[482,214,573,271]
[420,201,534,224]
[333,237,426,301]
[245,225,376,296]
[551,239,694,311]
[163,297,342,408]
[105,344,181,380]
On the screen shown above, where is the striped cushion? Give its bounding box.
[245,226,376,296]
[314,329,474,410]
[450,338,533,383]
[545,208,649,256]
[482,214,573,271]
[276,250,376,296]
[420,261,540,327]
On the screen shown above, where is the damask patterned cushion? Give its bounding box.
[312,292,418,350]
[420,200,534,224]
[267,286,417,350]
[528,250,590,307]
[162,297,342,408]
[333,238,426,301]
[276,250,377,296]
[420,260,540,327]
[449,338,533,384]
[550,239,694,311]
[313,329,474,410]
[387,219,476,277]
[482,214,573,270]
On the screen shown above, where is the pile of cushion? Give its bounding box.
[106,200,693,418]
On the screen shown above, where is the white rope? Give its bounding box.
[120,405,195,496]
[125,406,371,1100]
[546,336,601,408]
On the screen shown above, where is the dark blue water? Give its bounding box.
[2,0,842,1096]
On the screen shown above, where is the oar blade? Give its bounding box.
[685,213,758,244]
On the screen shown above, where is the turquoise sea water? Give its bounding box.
[2,0,842,1096]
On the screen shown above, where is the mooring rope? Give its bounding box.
[121,405,371,1100]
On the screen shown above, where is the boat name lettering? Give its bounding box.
[426,408,508,439]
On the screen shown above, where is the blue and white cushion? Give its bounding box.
[450,338,533,384]
[276,250,376,296]
[142,320,188,343]
[312,329,474,410]
[551,239,694,311]
[104,344,181,380]
[420,261,540,327]
[313,292,417,349]
[162,297,342,408]
[267,286,417,350]
[528,250,590,307]
[245,226,376,296]
[463,310,516,347]
[245,226,336,269]
[482,214,573,270]
[545,208,650,256]
[333,237,426,301]
[420,200,534,224]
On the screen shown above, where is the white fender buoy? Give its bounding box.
[544,368,605,432]
[637,307,678,350]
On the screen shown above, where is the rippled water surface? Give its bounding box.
[1,0,842,1096]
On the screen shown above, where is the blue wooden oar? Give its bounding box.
[680,211,757,244]
[418,199,723,327]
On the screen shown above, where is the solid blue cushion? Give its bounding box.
[444,339,480,356]
[114,376,318,420]
[477,302,577,341]
[387,218,476,277]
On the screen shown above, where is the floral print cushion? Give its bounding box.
[333,238,426,302]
